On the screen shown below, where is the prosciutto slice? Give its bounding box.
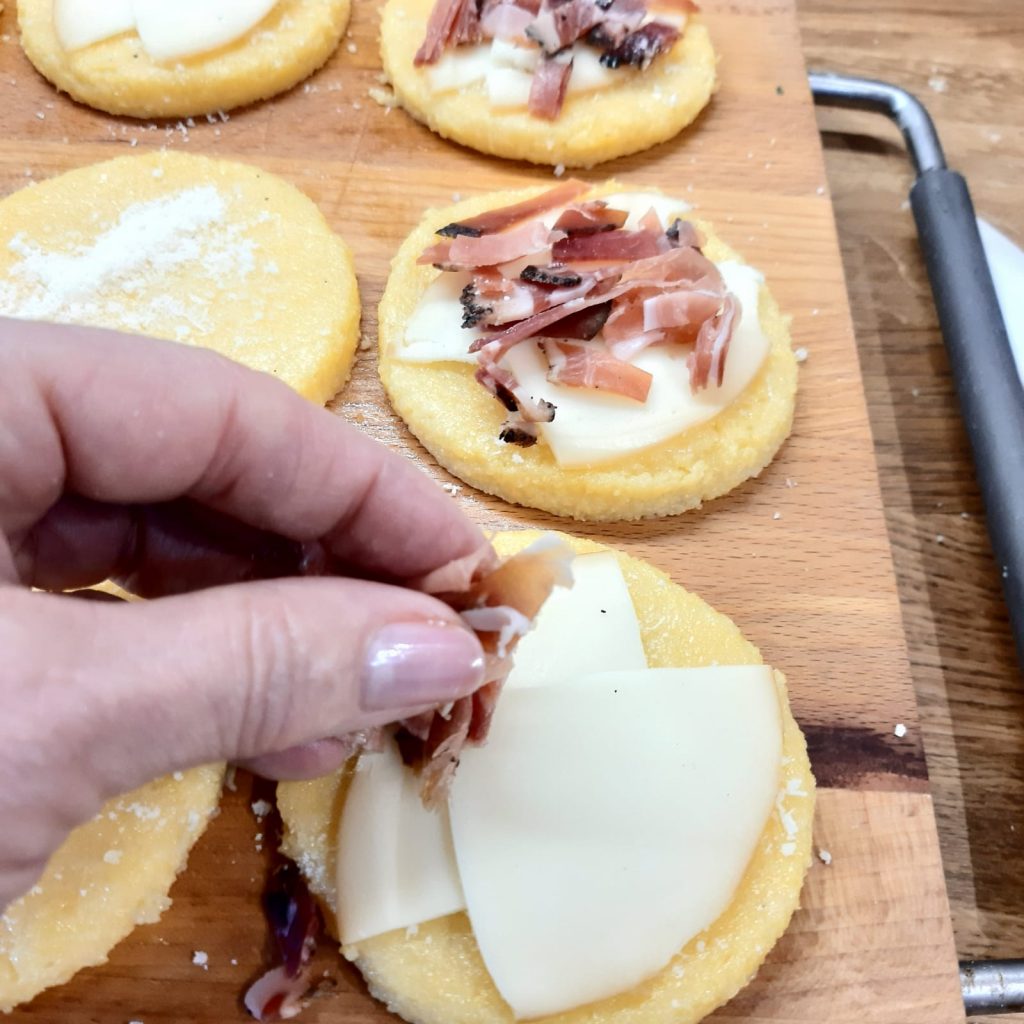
[436,179,588,238]
[528,51,574,118]
[552,200,630,234]
[689,292,740,391]
[553,227,663,264]
[398,535,574,806]
[598,20,679,68]
[544,340,653,401]
[525,0,605,53]
[415,0,476,64]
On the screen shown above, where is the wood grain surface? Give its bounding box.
[0,0,971,1020]
[796,1,1024,1013]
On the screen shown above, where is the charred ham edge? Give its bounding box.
[476,347,556,448]
[599,20,680,69]
[398,535,574,806]
[435,179,589,239]
[520,264,583,287]
[460,281,493,327]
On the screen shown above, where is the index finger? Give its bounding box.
[2,319,488,582]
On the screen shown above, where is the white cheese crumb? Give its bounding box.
[894,723,907,738]
[442,482,462,496]
[405,923,420,937]
[225,765,238,791]
[928,75,948,93]
[912,386,920,397]
[772,512,781,521]
[780,841,797,856]
[935,534,945,544]
[961,511,970,519]
[35,111,45,121]
[347,41,358,53]
[671,964,685,978]
[784,477,797,488]
[786,778,808,797]
[192,950,209,969]
[553,163,566,177]
[230,958,239,966]
[815,185,826,196]
[794,346,809,362]
[172,771,184,781]
[451,192,462,202]
[817,847,833,865]
[696,939,706,953]
[129,1020,144,1024]
[251,799,273,819]
[103,849,123,865]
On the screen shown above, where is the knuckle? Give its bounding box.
[227,591,309,756]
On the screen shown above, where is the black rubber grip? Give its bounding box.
[911,168,1024,668]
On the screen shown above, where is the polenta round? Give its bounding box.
[381,0,716,167]
[278,530,814,1024]
[16,0,350,119]
[0,151,360,405]
[378,185,797,521]
[0,765,224,1012]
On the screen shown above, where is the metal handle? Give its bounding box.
[911,168,1024,664]
[962,959,1024,1015]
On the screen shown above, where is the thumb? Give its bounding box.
[3,580,484,811]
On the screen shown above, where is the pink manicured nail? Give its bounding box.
[361,622,485,711]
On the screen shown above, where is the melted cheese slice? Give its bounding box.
[506,552,646,689]
[53,0,134,51]
[402,271,484,362]
[335,742,465,945]
[448,666,783,1019]
[504,260,769,467]
[54,0,279,60]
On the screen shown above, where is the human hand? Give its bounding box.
[0,319,489,911]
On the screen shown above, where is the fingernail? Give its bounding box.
[361,621,485,712]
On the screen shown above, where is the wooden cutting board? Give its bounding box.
[0,0,968,1020]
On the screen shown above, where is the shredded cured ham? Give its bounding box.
[529,51,574,119]
[436,179,588,238]
[398,535,574,806]
[544,340,653,401]
[414,188,745,447]
[689,292,740,391]
[553,228,663,264]
[416,0,688,119]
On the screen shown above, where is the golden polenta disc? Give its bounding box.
[380,0,716,167]
[377,185,798,522]
[16,0,350,119]
[278,529,815,1024]
[0,151,360,405]
[0,765,224,1012]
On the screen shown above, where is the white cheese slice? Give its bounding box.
[487,66,534,109]
[53,0,135,52]
[448,665,782,1019]
[133,0,279,62]
[335,742,465,945]
[566,46,618,94]
[502,260,769,466]
[398,271,481,363]
[507,552,647,689]
[428,44,494,92]
[491,37,539,72]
